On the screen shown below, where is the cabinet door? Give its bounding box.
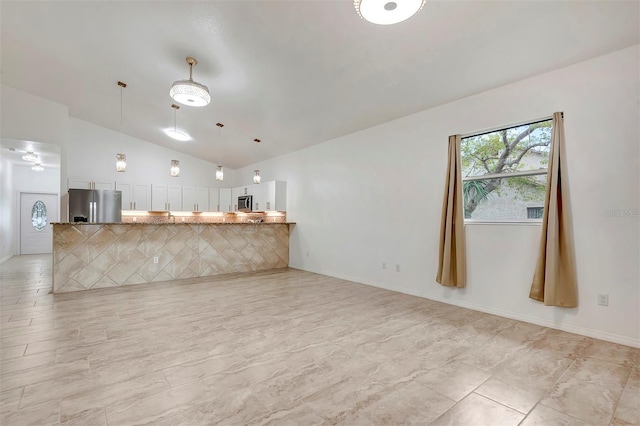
[167,185,182,211]
[116,182,133,210]
[132,183,150,211]
[195,187,209,212]
[219,188,232,213]
[94,180,114,190]
[182,186,196,211]
[252,184,267,211]
[230,187,242,211]
[151,185,168,211]
[209,188,220,212]
[68,179,93,190]
[271,181,287,211]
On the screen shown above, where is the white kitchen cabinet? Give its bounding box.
[68,178,114,190]
[209,188,220,212]
[151,184,182,211]
[253,181,286,211]
[219,188,232,213]
[231,185,253,211]
[252,184,267,212]
[116,182,150,211]
[182,186,209,212]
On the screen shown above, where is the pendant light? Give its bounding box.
[170,56,211,107]
[354,0,426,25]
[170,160,180,177]
[253,138,261,184]
[215,122,224,181]
[115,81,127,172]
[165,104,190,141]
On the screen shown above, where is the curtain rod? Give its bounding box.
[459,113,562,140]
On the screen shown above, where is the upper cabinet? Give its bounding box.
[116,182,150,211]
[68,178,113,190]
[182,186,209,212]
[253,181,286,211]
[231,185,253,211]
[151,184,182,211]
[219,188,232,213]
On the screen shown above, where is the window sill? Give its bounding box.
[464,220,542,226]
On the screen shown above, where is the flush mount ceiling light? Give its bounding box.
[116,81,127,172]
[22,151,38,162]
[170,56,211,107]
[165,104,191,141]
[31,163,44,172]
[354,0,426,25]
[215,122,224,181]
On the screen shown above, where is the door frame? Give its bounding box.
[17,191,60,255]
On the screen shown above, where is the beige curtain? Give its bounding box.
[436,135,466,288]
[529,112,577,307]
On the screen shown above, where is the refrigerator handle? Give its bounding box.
[89,201,94,222]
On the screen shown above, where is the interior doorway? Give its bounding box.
[20,192,58,254]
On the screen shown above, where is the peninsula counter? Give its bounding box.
[52,222,293,293]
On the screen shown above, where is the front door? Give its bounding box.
[20,193,58,254]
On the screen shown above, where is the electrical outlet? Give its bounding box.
[597,293,609,306]
[395,264,400,272]
[382,262,387,270]
[153,257,159,264]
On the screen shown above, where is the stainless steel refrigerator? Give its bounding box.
[68,189,122,223]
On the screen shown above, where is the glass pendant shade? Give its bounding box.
[253,170,261,184]
[354,0,426,25]
[170,57,210,107]
[31,163,44,172]
[216,165,224,181]
[170,160,180,177]
[22,151,38,162]
[116,153,126,172]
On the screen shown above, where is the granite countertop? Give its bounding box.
[51,222,295,225]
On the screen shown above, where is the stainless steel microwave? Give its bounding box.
[238,195,253,212]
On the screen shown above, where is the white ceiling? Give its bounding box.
[1,1,638,169]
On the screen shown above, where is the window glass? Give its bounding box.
[461,119,552,220]
[31,200,48,231]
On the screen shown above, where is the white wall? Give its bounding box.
[68,118,236,190]
[236,45,640,347]
[1,85,70,253]
[0,155,14,262]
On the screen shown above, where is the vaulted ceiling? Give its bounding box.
[2,1,638,168]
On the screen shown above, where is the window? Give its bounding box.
[527,207,544,219]
[461,118,552,221]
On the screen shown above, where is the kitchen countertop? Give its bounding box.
[51,222,296,225]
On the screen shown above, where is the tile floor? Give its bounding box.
[0,254,638,425]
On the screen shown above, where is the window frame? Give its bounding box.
[460,116,552,224]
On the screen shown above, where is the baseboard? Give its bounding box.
[0,255,13,265]
[419,292,640,349]
[297,265,640,349]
